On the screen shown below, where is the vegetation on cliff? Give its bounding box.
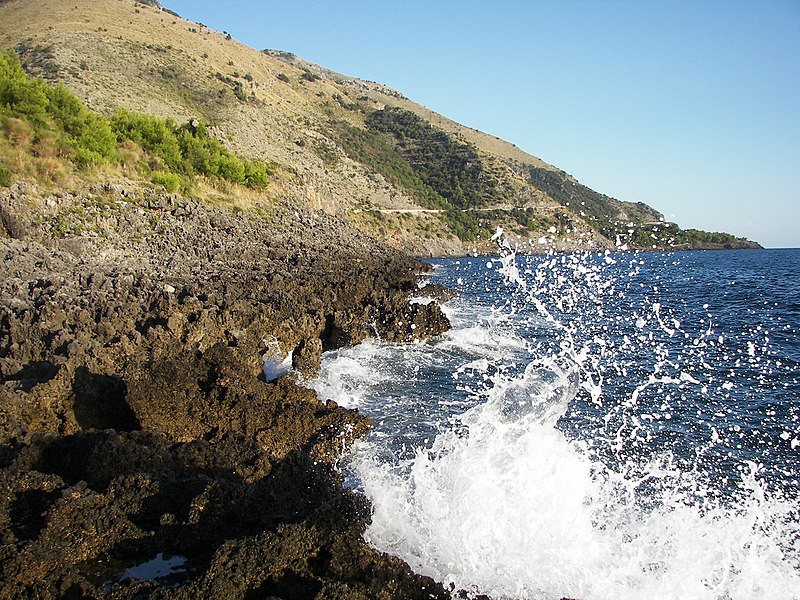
[522,164,659,236]
[624,223,760,250]
[516,164,758,249]
[0,52,271,193]
[329,107,503,241]
[365,107,503,211]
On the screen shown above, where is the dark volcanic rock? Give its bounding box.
[0,185,451,599]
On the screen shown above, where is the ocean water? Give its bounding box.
[308,242,800,600]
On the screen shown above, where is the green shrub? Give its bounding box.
[331,120,443,208]
[441,208,486,241]
[174,124,268,187]
[216,154,245,183]
[151,171,182,192]
[0,52,50,123]
[111,109,182,169]
[54,217,72,237]
[0,52,270,191]
[0,165,12,187]
[243,160,269,189]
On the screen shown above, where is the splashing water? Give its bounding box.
[309,244,800,599]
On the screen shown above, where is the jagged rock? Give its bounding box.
[0,186,451,599]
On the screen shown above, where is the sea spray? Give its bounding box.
[310,246,800,599]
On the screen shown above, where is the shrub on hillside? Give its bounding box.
[0,52,50,123]
[243,160,270,188]
[111,109,182,169]
[365,107,501,210]
[151,170,183,193]
[331,116,489,241]
[47,88,116,166]
[0,51,270,190]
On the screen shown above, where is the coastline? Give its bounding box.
[1,179,770,598]
[0,181,453,598]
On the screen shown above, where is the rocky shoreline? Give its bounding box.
[0,182,453,598]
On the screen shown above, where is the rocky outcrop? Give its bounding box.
[0,182,451,598]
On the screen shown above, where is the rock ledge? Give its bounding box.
[0,183,452,599]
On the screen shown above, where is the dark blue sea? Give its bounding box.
[308,246,800,599]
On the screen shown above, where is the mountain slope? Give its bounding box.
[0,0,760,253]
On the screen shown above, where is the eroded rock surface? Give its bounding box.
[0,184,451,598]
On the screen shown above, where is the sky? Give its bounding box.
[165,0,800,248]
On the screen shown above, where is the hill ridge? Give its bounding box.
[0,0,760,252]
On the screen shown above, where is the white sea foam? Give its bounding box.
[311,246,800,599]
[352,357,800,599]
[261,337,293,381]
[307,340,389,409]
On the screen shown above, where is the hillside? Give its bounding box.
[0,0,760,254]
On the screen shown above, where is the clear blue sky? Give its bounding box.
[166,0,800,248]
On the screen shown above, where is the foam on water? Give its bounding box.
[310,243,800,599]
[352,369,799,599]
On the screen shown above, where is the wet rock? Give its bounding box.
[292,336,323,377]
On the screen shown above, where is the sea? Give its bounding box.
[307,241,800,600]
